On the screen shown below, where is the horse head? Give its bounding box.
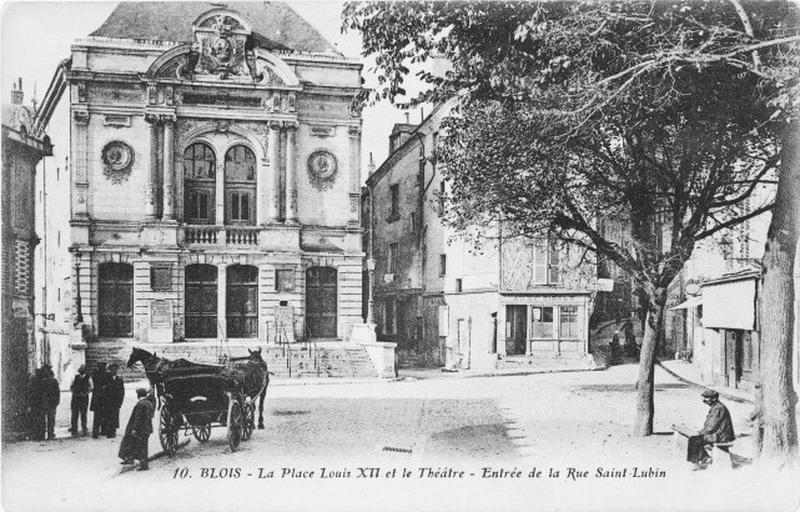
[127,347,157,369]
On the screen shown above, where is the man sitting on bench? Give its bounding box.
[686,390,735,470]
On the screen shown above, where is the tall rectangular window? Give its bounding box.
[188,191,210,223]
[439,254,447,277]
[560,306,579,339]
[389,184,400,220]
[534,239,561,284]
[388,242,399,273]
[438,180,446,215]
[227,191,252,223]
[455,278,463,293]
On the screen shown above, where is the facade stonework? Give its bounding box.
[36,3,367,380]
[365,101,598,370]
[2,79,52,438]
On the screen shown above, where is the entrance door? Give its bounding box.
[725,329,742,388]
[505,305,527,355]
[185,264,217,338]
[306,267,337,338]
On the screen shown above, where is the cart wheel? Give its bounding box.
[242,401,255,441]
[193,425,211,443]
[159,405,180,455]
[227,396,242,452]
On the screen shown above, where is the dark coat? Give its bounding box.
[700,401,735,443]
[28,372,45,412]
[42,376,61,409]
[70,374,91,396]
[90,372,111,411]
[125,397,154,437]
[119,397,154,461]
[108,377,125,410]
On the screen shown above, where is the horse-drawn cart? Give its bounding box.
[157,368,257,453]
[127,348,270,455]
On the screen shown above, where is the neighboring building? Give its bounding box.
[2,78,53,439]
[34,2,370,381]
[364,100,598,369]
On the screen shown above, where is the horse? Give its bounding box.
[223,348,270,429]
[127,347,270,429]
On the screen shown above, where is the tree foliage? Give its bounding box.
[345,0,800,447]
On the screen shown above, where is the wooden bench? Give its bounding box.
[671,424,738,470]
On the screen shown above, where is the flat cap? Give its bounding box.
[136,388,149,397]
[701,389,719,399]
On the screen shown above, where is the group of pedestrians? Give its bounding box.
[28,361,125,440]
[26,365,61,440]
[28,360,154,471]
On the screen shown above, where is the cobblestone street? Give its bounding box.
[3,365,798,512]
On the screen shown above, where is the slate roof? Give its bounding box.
[90,2,340,55]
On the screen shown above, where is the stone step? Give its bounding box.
[89,343,378,381]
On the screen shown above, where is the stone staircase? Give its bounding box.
[86,342,378,382]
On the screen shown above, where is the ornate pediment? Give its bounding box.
[146,9,300,88]
[192,12,251,80]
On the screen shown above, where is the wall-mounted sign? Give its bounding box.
[150,300,172,328]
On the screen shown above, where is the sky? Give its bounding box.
[0,0,428,177]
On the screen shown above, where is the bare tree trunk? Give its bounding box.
[634,287,668,436]
[758,120,799,466]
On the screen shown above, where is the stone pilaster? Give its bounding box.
[217,263,228,341]
[285,124,298,224]
[267,123,281,223]
[72,109,90,219]
[162,116,176,221]
[144,114,160,220]
[348,125,362,225]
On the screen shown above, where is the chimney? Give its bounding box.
[404,112,410,124]
[420,108,424,123]
[367,152,376,175]
[11,77,23,105]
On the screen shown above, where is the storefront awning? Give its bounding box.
[702,277,757,331]
[670,297,701,310]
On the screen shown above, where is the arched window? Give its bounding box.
[184,143,216,224]
[226,265,258,338]
[185,264,217,338]
[98,263,133,337]
[224,145,256,225]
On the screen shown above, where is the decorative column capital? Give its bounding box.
[348,126,361,137]
[73,110,90,125]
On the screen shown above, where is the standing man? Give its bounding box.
[90,362,110,438]
[622,318,636,356]
[69,365,92,437]
[27,368,46,440]
[119,388,154,471]
[41,365,61,441]
[686,390,735,470]
[105,364,125,438]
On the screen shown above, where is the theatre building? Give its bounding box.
[35,2,383,380]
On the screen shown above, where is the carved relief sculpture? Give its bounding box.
[101,140,134,184]
[307,150,338,190]
[193,15,250,80]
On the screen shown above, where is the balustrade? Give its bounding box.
[183,225,259,246]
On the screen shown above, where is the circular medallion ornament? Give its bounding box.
[102,141,134,184]
[307,150,337,190]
